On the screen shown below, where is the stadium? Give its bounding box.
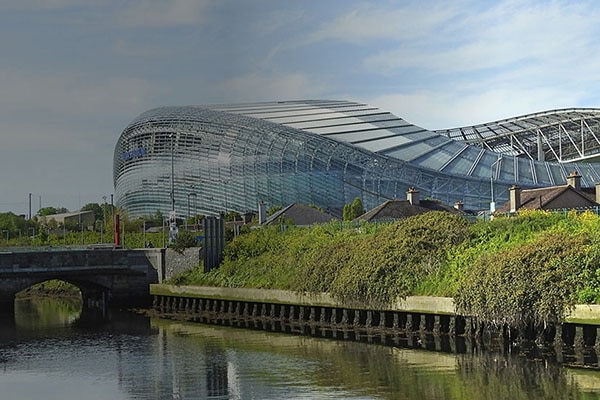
[113,100,600,219]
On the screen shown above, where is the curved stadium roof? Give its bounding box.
[435,108,600,163]
[114,100,600,218]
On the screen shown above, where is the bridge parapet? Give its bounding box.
[0,248,165,312]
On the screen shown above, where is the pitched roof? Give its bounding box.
[495,184,598,213]
[264,203,339,226]
[356,199,465,222]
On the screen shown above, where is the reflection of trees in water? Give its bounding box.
[150,319,590,400]
[456,349,578,400]
[15,297,82,330]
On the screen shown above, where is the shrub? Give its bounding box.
[454,231,600,329]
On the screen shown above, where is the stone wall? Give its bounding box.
[164,248,201,281]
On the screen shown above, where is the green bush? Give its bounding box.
[170,230,199,254]
[454,230,600,329]
[168,209,600,326]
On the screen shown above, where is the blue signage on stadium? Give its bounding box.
[121,147,147,161]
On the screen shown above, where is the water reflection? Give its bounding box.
[153,318,600,399]
[0,298,599,399]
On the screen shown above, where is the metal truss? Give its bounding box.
[435,109,600,163]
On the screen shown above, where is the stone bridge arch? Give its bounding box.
[0,248,163,312]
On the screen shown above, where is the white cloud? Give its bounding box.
[306,2,458,44]
[364,1,600,74]
[368,85,584,130]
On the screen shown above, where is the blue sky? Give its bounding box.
[2,0,600,215]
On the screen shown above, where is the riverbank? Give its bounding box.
[149,284,600,358]
[150,284,600,325]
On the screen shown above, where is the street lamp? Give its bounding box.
[188,192,197,230]
[168,133,178,244]
[490,156,502,213]
[170,133,175,214]
[102,195,107,243]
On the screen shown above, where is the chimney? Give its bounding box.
[454,201,464,211]
[509,185,521,213]
[258,200,267,224]
[567,171,581,190]
[407,187,420,206]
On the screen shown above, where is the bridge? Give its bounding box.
[0,247,165,312]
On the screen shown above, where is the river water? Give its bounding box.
[1,297,600,399]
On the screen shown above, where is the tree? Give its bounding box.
[81,203,103,221]
[38,206,68,216]
[224,210,240,222]
[152,210,165,226]
[267,206,282,216]
[170,230,199,254]
[343,203,352,221]
[343,197,365,221]
[0,212,31,236]
[351,197,365,219]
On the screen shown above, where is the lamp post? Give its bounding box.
[170,133,175,214]
[188,192,197,230]
[168,133,178,244]
[102,195,107,243]
[490,156,502,213]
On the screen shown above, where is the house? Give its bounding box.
[356,187,468,222]
[263,203,340,226]
[40,210,95,230]
[495,171,600,213]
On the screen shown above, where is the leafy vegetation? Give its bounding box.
[170,230,200,254]
[342,197,365,221]
[172,209,600,327]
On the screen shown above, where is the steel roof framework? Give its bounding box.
[435,109,600,163]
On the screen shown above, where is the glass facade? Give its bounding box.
[114,100,600,219]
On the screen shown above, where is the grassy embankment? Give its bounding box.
[169,210,600,329]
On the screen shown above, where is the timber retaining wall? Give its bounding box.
[150,284,600,348]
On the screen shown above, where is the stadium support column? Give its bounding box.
[537,130,544,161]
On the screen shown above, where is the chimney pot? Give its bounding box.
[567,171,581,190]
[509,185,521,213]
[407,187,420,206]
[258,200,267,224]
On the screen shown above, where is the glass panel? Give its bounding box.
[412,142,466,170]
[516,158,535,184]
[442,146,480,175]
[533,161,550,184]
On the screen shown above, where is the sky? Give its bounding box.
[2,0,600,215]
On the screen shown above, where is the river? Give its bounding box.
[1,297,600,399]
